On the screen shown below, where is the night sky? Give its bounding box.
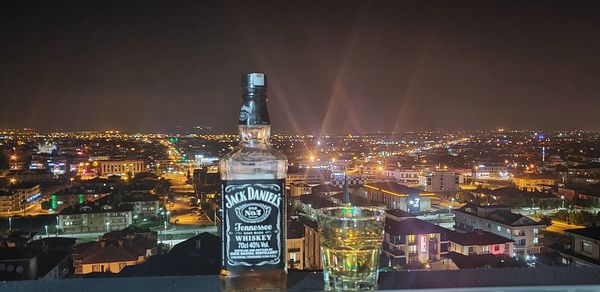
[1,0,600,133]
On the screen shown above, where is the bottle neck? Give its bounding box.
[239,125,271,147]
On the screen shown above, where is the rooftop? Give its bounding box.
[386,209,416,218]
[385,217,447,237]
[565,227,600,241]
[364,182,423,197]
[447,230,514,246]
[454,203,543,227]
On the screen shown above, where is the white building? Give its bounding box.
[473,164,510,180]
[382,168,420,186]
[453,203,545,258]
[418,170,459,192]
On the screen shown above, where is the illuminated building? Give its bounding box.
[9,162,26,171]
[73,228,157,274]
[382,210,449,269]
[511,174,558,192]
[363,182,434,213]
[290,183,312,197]
[98,160,144,177]
[452,203,544,258]
[447,230,514,256]
[382,168,420,185]
[122,194,160,218]
[58,200,133,234]
[473,164,509,180]
[50,187,111,209]
[0,183,42,213]
[285,169,324,188]
[418,170,460,192]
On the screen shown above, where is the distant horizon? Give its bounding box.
[1,127,599,135]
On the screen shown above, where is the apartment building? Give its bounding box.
[418,170,460,192]
[73,228,157,274]
[58,200,133,234]
[0,183,42,213]
[382,209,449,269]
[559,227,600,269]
[447,230,514,256]
[382,168,420,185]
[453,203,545,257]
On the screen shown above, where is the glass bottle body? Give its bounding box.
[220,125,287,291]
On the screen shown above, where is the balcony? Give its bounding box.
[383,242,405,257]
[2,267,600,291]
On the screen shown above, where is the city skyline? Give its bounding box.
[2,1,600,132]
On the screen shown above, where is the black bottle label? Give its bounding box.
[221,179,285,270]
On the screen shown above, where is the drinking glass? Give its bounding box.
[317,206,385,291]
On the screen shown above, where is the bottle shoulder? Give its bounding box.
[222,145,287,163]
[220,145,287,180]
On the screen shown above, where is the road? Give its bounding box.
[166,194,212,226]
[546,219,585,234]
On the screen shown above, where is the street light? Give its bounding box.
[8,217,12,231]
[561,196,565,209]
[56,216,59,236]
[44,225,48,238]
[105,222,110,232]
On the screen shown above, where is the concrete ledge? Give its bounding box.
[2,267,600,291]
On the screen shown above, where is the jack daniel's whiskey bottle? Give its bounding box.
[220,73,287,291]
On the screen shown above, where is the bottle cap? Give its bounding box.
[242,72,267,89]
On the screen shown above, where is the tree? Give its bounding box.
[41,200,52,210]
[539,215,552,226]
[0,151,8,170]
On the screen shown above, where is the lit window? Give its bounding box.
[497,226,501,232]
[533,228,539,235]
[506,229,511,234]
[483,246,489,253]
[407,235,416,244]
[533,237,539,244]
[409,245,417,253]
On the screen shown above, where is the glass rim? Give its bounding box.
[317,206,386,221]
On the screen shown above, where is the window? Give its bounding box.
[482,246,489,253]
[409,245,417,253]
[407,235,416,244]
[494,245,500,251]
[497,226,501,232]
[429,233,436,240]
[582,241,593,254]
[92,265,102,272]
[533,237,539,244]
[468,247,475,255]
[506,229,511,234]
[533,228,539,235]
